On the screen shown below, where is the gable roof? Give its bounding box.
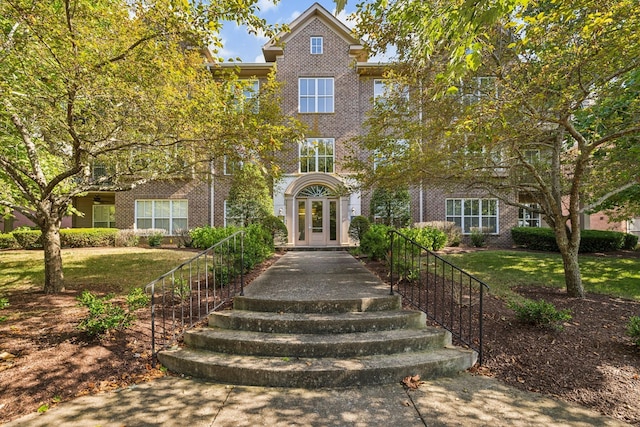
[262,2,366,62]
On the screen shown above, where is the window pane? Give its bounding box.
[137,219,152,229]
[172,200,188,218]
[298,201,306,241]
[137,201,152,218]
[155,201,170,217]
[172,219,187,232]
[155,219,170,232]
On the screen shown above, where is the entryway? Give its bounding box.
[295,197,338,246]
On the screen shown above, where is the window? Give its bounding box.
[461,76,498,105]
[223,155,243,175]
[299,78,334,113]
[223,200,243,227]
[93,205,115,228]
[299,138,334,173]
[446,198,498,234]
[229,79,259,112]
[519,203,541,227]
[373,79,409,102]
[310,37,323,54]
[373,139,408,170]
[135,200,187,235]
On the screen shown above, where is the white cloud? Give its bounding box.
[257,0,278,14]
[254,54,266,63]
[333,9,354,28]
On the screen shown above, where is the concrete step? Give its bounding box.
[209,309,427,334]
[158,347,477,388]
[183,327,450,358]
[233,294,402,314]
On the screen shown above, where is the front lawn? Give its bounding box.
[442,249,640,300]
[0,247,196,294]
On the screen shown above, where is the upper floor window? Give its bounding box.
[229,79,259,112]
[223,155,243,175]
[461,76,498,105]
[446,198,498,234]
[374,79,409,102]
[299,78,334,113]
[310,37,323,54]
[299,138,335,173]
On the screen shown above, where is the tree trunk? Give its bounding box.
[42,221,65,294]
[559,247,584,297]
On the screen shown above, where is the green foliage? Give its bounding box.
[627,316,640,347]
[174,228,193,248]
[115,229,140,247]
[227,163,273,227]
[398,227,447,251]
[416,221,462,247]
[512,227,633,253]
[244,224,275,270]
[172,277,191,301]
[508,298,572,330]
[370,187,410,228]
[59,228,117,248]
[360,224,391,260]
[349,216,371,243]
[0,297,8,323]
[259,215,288,245]
[623,233,638,250]
[77,287,149,337]
[190,226,241,249]
[11,230,43,249]
[470,227,488,248]
[147,232,164,248]
[0,233,18,249]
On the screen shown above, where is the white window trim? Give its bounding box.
[445,198,499,235]
[135,199,188,235]
[519,203,542,227]
[223,200,243,227]
[310,36,323,54]
[298,77,334,113]
[223,155,243,175]
[299,138,335,173]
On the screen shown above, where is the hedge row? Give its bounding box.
[511,227,638,253]
[0,233,18,249]
[9,228,119,249]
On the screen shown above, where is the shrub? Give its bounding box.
[115,229,139,247]
[0,233,18,249]
[398,227,447,251]
[77,288,149,337]
[511,227,631,253]
[508,298,572,330]
[360,224,391,261]
[415,221,462,247]
[0,297,8,323]
[623,233,638,250]
[60,228,116,247]
[190,226,240,249]
[12,230,43,249]
[349,216,370,243]
[627,316,640,347]
[147,231,164,247]
[470,227,489,248]
[259,215,288,245]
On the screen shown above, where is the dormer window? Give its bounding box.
[310,37,323,54]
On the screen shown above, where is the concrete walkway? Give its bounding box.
[4,252,631,426]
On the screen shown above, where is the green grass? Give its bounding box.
[442,250,640,301]
[0,247,196,295]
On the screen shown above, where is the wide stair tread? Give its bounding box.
[184,327,448,357]
[210,309,426,334]
[158,347,475,388]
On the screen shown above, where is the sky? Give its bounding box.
[218,0,357,63]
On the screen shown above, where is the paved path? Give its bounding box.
[4,252,631,426]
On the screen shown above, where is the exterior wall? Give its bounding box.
[1,210,71,232]
[72,193,115,228]
[115,179,210,232]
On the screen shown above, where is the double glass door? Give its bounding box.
[296,198,337,246]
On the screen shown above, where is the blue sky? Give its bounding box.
[218,0,356,63]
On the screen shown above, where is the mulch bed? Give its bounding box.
[1,250,639,425]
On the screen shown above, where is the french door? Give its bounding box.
[296,198,337,246]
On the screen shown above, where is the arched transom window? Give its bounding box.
[297,184,335,198]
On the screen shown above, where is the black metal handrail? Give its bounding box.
[145,231,245,361]
[388,230,489,364]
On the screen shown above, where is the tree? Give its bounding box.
[348,0,640,297]
[226,163,273,227]
[0,0,295,293]
[370,187,410,228]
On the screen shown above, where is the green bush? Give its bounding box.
[259,215,288,245]
[623,233,638,250]
[627,316,640,347]
[470,227,488,248]
[508,298,572,330]
[360,224,391,261]
[190,226,241,249]
[398,227,447,251]
[60,228,116,247]
[416,221,462,247]
[147,231,164,247]
[511,227,632,253]
[349,216,371,243]
[77,288,149,337]
[12,230,43,249]
[0,233,18,249]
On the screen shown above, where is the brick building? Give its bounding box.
[25,2,633,245]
